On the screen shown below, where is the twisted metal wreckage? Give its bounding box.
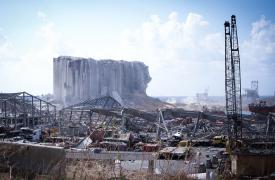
[0,92,56,129]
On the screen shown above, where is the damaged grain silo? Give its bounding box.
[53,56,169,109]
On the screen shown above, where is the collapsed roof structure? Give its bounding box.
[0,92,56,129]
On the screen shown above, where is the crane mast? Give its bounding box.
[224,15,242,143]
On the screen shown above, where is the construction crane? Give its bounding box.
[224,15,242,147]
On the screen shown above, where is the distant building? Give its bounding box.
[196,89,209,103]
[244,81,259,102]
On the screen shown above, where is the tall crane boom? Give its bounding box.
[224,15,242,142]
[230,15,242,140]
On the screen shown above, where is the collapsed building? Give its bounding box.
[0,92,56,129]
[53,56,169,110]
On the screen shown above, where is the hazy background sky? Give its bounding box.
[0,0,275,96]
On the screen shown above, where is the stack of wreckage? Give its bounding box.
[1,92,275,179]
[0,92,57,142]
[1,92,274,150]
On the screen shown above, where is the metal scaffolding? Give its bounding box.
[0,92,56,128]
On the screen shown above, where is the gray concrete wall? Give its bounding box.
[232,153,275,177]
[0,142,66,178]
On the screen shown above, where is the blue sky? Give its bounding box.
[0,0,275,96]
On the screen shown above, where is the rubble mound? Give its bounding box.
[121,93,174,110]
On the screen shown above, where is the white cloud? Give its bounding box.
[15,14,74,94]
[1,11,274,96]
[241,16,275,95]
[0,33,17,61]
[37,11,47,21]
[116,12,224,96]
[0,12,73,95]
[115,13,275,96]
[2,11,222,96]
[242,16,275,64]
